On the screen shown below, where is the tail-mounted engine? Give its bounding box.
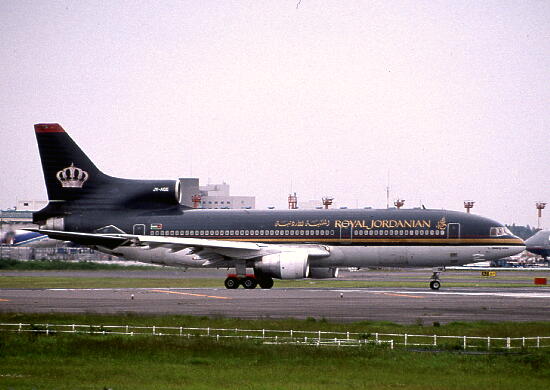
[121,179,182,208]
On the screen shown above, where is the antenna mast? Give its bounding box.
[386,171,390,209]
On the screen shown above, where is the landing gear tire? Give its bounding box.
[242,277,258,289]
[224,277,240,289]
[258,277,274,289]
[430,280,441,290]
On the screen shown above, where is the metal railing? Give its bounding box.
[1,323,549,350]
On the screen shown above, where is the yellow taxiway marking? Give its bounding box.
[150,289,232,300]
[373,292,425,299]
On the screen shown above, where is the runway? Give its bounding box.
[1,286,549,324]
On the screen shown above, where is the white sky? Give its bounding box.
[0,1,548,227]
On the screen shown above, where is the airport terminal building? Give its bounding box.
[178,179,255,209]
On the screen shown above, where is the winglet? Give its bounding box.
[34,123,65,133]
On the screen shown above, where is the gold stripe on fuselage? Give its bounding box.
[172,237,525,245]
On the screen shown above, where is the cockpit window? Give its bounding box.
[490,227,512,237]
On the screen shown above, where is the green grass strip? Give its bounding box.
[2,312,550,337]
[0,259,158,271]
[0,326,549,389]
[0,275,548,289]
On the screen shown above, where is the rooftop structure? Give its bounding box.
[178,179,255,209]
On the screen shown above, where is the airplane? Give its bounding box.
[0,229,59,247]
[26,123,525,290]
[525,230,550,262]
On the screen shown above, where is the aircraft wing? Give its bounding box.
[25,229,330,260]
[118,234,271,259]
[115,234,331,260]
[24,229,131,249]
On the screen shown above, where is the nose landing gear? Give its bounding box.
[429,280,441,290]
[429,267,445,290]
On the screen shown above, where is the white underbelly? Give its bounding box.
[314,245,524,268]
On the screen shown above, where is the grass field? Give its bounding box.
[3,312,550,336]
[0,275,548,289]
[0,259,158,271]
[0,313,549,389]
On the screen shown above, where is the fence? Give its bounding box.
[2,323,550,351]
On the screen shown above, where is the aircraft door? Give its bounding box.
[133,224,146,235]
[447,223,460,239]
[339,225,353,241]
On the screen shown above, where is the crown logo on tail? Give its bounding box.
[56,163,89,188]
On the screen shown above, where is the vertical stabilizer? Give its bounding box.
[34,123,109,202]
[33,123,183,225]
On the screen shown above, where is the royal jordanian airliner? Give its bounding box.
[28,124,525,290]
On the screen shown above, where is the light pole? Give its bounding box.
[464,201,475,214]
[394,199,405,209]
[0,210,4,260]
[536,202,546,230]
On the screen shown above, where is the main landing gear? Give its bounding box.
[224,274,274,289]
[429,267,445,290]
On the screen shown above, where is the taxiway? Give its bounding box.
[1,269,549,323]
[1,285,549,324]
